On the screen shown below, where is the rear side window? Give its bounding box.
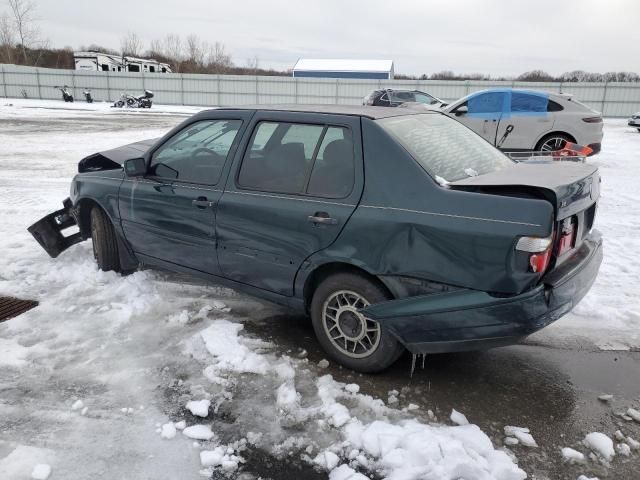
[150,119,242,185]
[511,92,548,113]
[377,114,514,183]
[238,122,354,198]
[547,100,564,112]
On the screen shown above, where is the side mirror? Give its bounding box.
[454,106,468,116]
[124,157,146,177]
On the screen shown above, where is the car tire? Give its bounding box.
[90,206,120,272]
[535,133,573,152]
[310,272,404,373]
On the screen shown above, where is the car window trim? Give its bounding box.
[235,120,356,199]
[147,118,244,187]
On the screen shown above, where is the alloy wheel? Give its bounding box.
[322,290,381,358]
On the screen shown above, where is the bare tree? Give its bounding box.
[246,55,259,73]
[185,34,205,67]
[207,41,232,72]
[7,0,42,63]
[120,31,142,57]
[163,34,183,72]
[0,12,15,63]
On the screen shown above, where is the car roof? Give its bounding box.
[214,104,437,120]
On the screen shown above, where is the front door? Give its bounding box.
[452,91,507,145]
[216,112,363,296]
[119,115,249,274]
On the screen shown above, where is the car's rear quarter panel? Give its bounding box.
[311,118,555,295]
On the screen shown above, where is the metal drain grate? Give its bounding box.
[0,296,38,323]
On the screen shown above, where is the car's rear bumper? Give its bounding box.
[362,231,603,354]
[27,198,82,258]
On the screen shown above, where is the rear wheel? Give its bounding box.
[536,133,573,152]
[90,207,120,272]
[310,273,404,373]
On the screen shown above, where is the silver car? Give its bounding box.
[442,89,604,155]
[628,112,640,131]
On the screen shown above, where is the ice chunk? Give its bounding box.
[71,399,84,410]
[31,464,51,480]
[561,447,585,463]
[597,394,613,402]
[577,476,599,480]
[160,422,177,439]
[183,424,215,440]
[186,399,211,417]
[211,300,231,312]
[200,447,225,467]
[616,443,631,456]
[345,383,360,394]
[504,437,519,446]
[313,451,340,470]
[276,382,300,410]
[318,359,330,368]
[614,430,625,441]
[174,420,186,430]
[450,408,469,426]
[626,436,640,450]
[81,406,88,416]
[627,408,640,422]
[584,432,615,461]
[329,464,370,480]
[504,425,529,436]
[514,430,537,447]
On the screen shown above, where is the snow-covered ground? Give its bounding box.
[0,101,638,479]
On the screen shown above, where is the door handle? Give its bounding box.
[308,212,338,225]
[192,197,214,209]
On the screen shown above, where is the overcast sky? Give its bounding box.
[20,0,638,76]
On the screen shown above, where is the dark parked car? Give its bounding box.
[29,106,602,372]
[363,89,445,108]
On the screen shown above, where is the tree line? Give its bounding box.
[1,0,638,81]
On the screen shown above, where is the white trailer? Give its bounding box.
[74,51,172,73]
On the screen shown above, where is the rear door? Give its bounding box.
[496,91,555,150]
[216,112,363,295]
[451,91,507,145]
[119,113,251,274]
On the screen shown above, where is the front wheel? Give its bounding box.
[90,207,120,272]
[310,273,404,373]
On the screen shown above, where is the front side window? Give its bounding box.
[150,119,242,184]
[467,92,506,114]
[238,121,354,198]
[377,114,514,183]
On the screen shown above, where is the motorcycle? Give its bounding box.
[83,90,94,103]
[112,89,154,108]
[55,86,74,102]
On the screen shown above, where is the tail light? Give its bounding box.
[516,233,554,274]
[582,116,603,123]
[557,218,576,256]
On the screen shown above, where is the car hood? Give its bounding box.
[78,138,159,173]
[449,162,600,219]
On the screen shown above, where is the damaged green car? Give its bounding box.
[28,105,602,372]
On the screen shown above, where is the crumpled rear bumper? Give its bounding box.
[362,231,603,354]
[27,198,83,258]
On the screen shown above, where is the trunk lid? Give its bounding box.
[449,162,600,220]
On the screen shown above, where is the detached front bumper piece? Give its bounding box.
[362,232,603,354]
[27,198,82,258]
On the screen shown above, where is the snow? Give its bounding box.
[31,464,51,480]
[70,400,84,411]
[561,447,585,463]
[314,450,340,470]
[0,103,638,479]
[185,399,210,417]
[583,432,615,461]
[160,422,177,439]
[450,408,469,426]
[182,425,215,441]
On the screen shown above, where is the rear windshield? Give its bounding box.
[377,114,515,183]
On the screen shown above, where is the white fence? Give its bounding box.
[1,64,639,117]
